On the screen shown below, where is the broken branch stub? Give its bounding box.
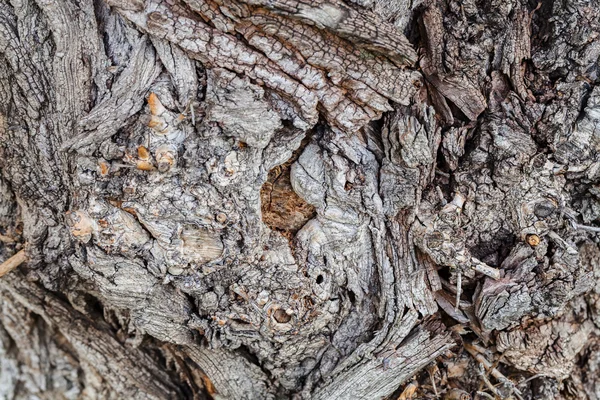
[0,249,26,278]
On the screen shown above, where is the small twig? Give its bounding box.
[472,258,501,280]
[455,270,462,312]
[464,342,522,397]
[517,373,548,386]
[469,343,490,356]
[465,343,503,381]
[0,249,26,278]
[190,101,196,125]
[428,364,439,398]
[441,278,458,294]
[547,231,578,254]
[477,363,499,396]
[436,186,447,206]
[514,391,525,400]
[476,391,495,400]
[435,169,450,179]
[572,222,600,233]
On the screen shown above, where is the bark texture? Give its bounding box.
[0,0,600,399]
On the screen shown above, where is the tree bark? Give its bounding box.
[1,0,600,399]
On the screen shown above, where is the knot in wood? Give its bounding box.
[526,234,540,247]
[426,231,444,249]
[156,145,176,172]
[66,211,95,242]
[273,308,292,324]
[147,12,170,26]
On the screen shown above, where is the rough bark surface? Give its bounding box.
[0,0,600,399]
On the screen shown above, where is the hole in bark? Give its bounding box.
[469,232,515,266]
[260,137,316,238]
[76,292,105,319]
[273,309,292,324]
[232,318,252,326]
[316,275,324,284]
[237,344,261,367]
[348,290,356,305]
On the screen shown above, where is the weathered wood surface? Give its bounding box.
[0,0,600,399]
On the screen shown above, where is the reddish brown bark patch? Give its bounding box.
[260,145,316,238]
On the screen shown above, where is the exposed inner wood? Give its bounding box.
[261,138,316,238]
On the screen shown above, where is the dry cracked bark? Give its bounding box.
[1,0,600,399]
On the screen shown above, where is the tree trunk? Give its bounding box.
[1,0,599,399]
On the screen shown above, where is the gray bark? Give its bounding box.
[0,0,600,399]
